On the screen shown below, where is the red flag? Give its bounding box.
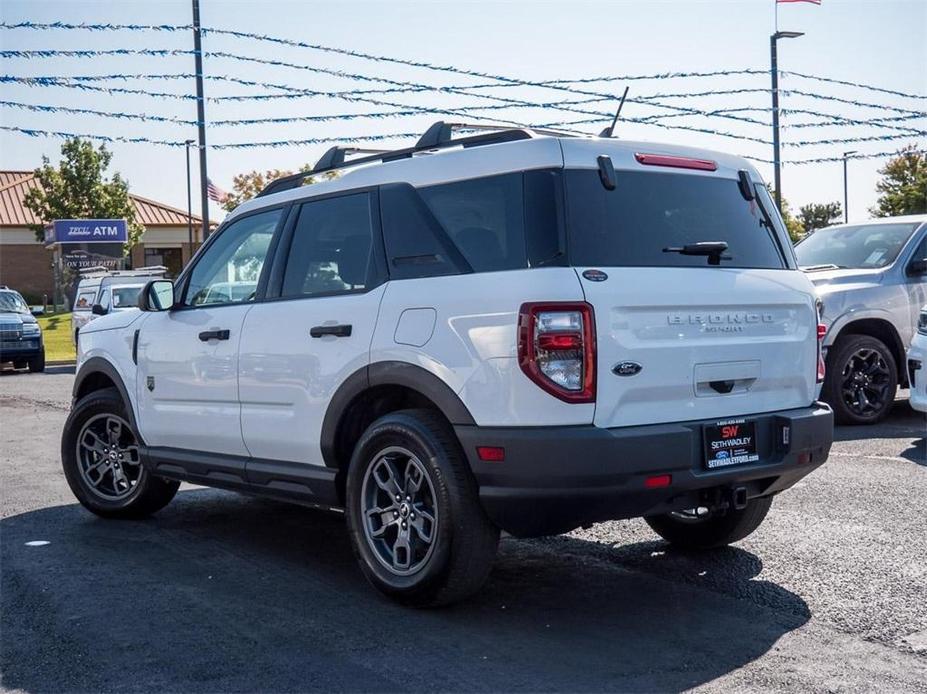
[206,178,229,203]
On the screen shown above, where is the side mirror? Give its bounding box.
[30,307,45,317]
[907,259,927,276]
[138,279,176,311]
[91,303,107,316]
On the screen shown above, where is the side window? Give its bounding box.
[185,208,282,306]
[419,173,527,272]
[910,234,927,262]
[281,193,378,298]
[74,289,96,311]
[380,183,468,280]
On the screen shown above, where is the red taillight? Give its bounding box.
[817,323,827,383]
[518,302,596,404]
[645,474,672,489]
[476,446,505,462]
[634,153,718,171]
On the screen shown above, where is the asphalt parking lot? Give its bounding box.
[2,367,926,693]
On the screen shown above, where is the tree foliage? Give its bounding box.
[798,201,843,233]
[23,138,143,253]
[765,185,805,242]
[870,146,927,217]
[221,166,337,212]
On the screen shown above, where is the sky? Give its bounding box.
[1,0,924,227]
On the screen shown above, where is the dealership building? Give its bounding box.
[0,170,204,301]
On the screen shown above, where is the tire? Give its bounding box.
[345,409,499,607]
[645,496,773,550]
[28,349,45,373]
[822,334,897,425]
[61,387,179,519]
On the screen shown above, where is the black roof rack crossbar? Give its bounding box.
[256,120,568,198]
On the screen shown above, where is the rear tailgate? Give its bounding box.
[579,267,817,427]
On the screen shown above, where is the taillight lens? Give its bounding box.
[518,302,596,403]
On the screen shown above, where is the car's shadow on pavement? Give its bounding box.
[834,398,926,443]
[1,490,809,693]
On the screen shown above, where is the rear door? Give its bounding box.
[238,190,386,467]
[562,162,818,428]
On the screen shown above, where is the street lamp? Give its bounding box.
[185,139,195,262]
[770,30,804,211]
[842,150,857,223]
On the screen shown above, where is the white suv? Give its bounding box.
[63,123,834,606]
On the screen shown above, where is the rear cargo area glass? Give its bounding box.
[564,170,786,269]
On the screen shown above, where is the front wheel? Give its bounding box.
[645,496,773,550]
[823,334,897,425]
[28,348,45,373]
[61,387,179,518]
[345,409,499,607]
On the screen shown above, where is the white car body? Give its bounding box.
[907,307,927,413]
[71,268,167,344]
[73,126,833,543]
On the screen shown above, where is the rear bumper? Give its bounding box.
[454,403,833,537]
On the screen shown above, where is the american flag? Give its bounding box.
[777,0,821,4]
[207,177,229,203]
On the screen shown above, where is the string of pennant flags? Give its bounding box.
[0,20,923,167]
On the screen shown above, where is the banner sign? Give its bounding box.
[62,245,126,272]
[52,219,127,244]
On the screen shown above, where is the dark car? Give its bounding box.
[0,287,45,372]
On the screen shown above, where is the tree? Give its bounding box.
[765,185,805,242]
[870,146,927,217]
[798,201,842,233]
[23,138,143,253]
[221,166,338,212]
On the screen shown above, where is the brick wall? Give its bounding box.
[0,244,55,300]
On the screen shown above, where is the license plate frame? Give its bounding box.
[703,418,759,469]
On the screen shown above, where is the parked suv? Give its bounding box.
[71,266,167,345]
[0,286,44,372]
[795,215,927,424]
[63,123,833,606]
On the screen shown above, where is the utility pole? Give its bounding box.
[185,139,194,261]
[192,0,210,240]
[770,30,803,212]
[842,151,856,223]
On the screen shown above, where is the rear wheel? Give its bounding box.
[61,388,178,518]
[645,496,773,549]
[345,409,499,607]
[823,334,897,425]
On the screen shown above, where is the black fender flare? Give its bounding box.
[72,357,138,431]
[320,361,476,468]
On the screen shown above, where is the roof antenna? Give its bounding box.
[599,86,629,138]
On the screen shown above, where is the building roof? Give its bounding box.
[0,170,204,228]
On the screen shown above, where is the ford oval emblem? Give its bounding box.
[612,361,643,377]
[582,269,608,282]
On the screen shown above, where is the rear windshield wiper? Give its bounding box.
[663,241,730,266]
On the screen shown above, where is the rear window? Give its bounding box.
[74,290,97,310]
[564,170,786,269]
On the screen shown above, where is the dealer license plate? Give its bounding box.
[703,418,759,469]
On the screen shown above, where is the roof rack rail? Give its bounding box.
[256,120,568,199]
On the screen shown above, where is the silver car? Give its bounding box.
[795,214,927,424]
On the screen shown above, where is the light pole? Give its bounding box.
[770,30,804,212]
[842,150,857,223]
[185,139,194,262]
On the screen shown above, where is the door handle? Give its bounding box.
[198,329,230,341]
[310,324,352,338]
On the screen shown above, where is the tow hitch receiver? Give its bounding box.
[731,486,749,511]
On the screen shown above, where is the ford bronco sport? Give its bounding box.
[63,122,834,606]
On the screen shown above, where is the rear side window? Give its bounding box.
[281,193,379,297]
[419,173,527,272]
[565,170,786,269]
